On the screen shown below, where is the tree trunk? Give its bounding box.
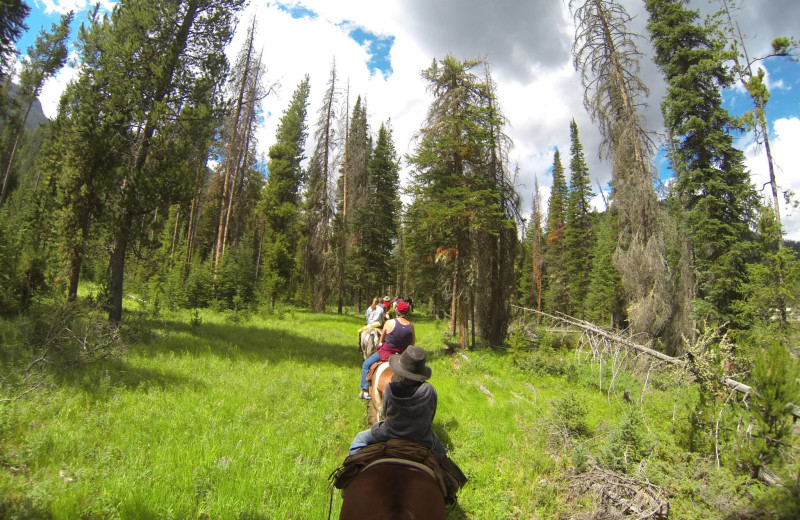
[450,269,457,336]
[108,216,131,324]
[214,27,253,268]
[0,101,33,205]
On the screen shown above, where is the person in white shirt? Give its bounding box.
[365,298,385,326]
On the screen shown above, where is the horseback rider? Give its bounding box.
[378,295,392,320]
[349,345,446,455]
[358,300,414,400]
[364,298,385,326]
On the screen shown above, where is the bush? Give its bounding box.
[747,343,800,469]
[516,348,572,377]
[551,392,591,437]
[2,302,126,382]
[185,258,214,308]
[599,409,654,473]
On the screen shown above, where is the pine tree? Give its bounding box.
[351,121,398,303]
[646,0,759,328]
[259,76,310,308]
[0,0,29,81]
[742,207,800,327]
[475,66,519,345]
[52,0,245,322]
[0,12,72,206]
[302,60,338,311]
[563,119,595,318]
[585,213,623,327]
[517,180,544,317]
[544,149,569,314]
[718,0,797,236]
[571,0,677,338]
[407,55,518,347]
[334,94,370,312]
[212,20,267,270]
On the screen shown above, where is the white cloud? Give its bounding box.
[35,0,116,16]
[38,51,80,119]
[742,117,800,241]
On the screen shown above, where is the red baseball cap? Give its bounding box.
[396,300,409,313]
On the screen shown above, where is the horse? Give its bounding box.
[338,359,462,517]
[368,361,394,424]
[359,327,381,360]
[338,458,447,520]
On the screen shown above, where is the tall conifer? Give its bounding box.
[563,120,595,318]
[646,0,759,327]
[544,149,569,314]
[259,76,310,307]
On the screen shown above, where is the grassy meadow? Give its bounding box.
[0,303,795,519]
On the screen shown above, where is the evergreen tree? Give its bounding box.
[352,121,398,302]
[585,213,623,327]
[334,94,370,312]
[742,207,800,327]
[302,60,338,311]
[563,119,595,317]
[259,76,310,308]
[543,149,569,314]
[571,0,677,339]
[0,0,29,81]
[407,55,517,347]
[646,0,759,328]
[517,180,544,317]
[475,66,519,345]
[213,20,267,270]
[53,0,245,322]
[1,11,73,206]
[718,0,798,237]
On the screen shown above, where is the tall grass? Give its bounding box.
[0,305,795,518]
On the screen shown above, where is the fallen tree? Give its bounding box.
[511,305,800,421]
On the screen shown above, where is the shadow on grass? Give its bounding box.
[0,498,54,520]
[138,315,363,368]
[45,356,207,397]
[447,502,472,519]
[6,308,446,398]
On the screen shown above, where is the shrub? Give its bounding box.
[551,392,591,437]
[571,444,589,473]
[599,409,654,473]
[185,258,214,308]
[747,343,800,469]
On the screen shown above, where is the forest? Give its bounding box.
[1,0,800,518]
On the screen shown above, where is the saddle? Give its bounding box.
[329,439,468,505]
[365,360,384,384]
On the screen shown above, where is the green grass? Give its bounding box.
[0,305,796,518]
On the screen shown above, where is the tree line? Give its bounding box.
[0,0,798,356]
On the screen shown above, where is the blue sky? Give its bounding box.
[15,3,86,54]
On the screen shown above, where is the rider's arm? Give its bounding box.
[411,324,416,346]
[380,320,393,344]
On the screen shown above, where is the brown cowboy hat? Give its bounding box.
[389,346,431,381]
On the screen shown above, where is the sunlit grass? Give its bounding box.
[0,304,766,519]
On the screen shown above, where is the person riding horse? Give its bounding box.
[358,300,414,400]
[350,346,446,455]
[334,347,467,518]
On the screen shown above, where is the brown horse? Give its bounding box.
[339,458,447,520]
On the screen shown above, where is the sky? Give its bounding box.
[14,0,800,239]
